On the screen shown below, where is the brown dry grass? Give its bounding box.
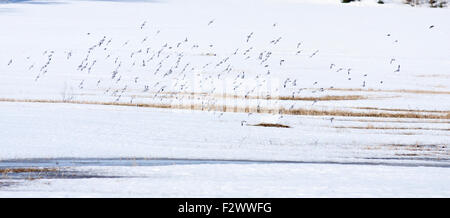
[364,144,448,153]
[251,123,291,128]
[333,118,450,124]
[128,92,368,102]
[1,98,449,120]
[395,153,419,157]
[279,95,366,101]
[0,168,58,174]
[378,144,449,153]
[415,74,450,78]
[354,106,450,114]
[388,143,447,149]
[333,125,450,131]
[286,108,450,119]
[328,88,450,95]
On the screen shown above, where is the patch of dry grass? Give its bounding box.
[286,108,450,120]
[388,144,447,149]
[333,118,450,124]
[380,144,449,153]
[364,144,448,154]
[328,88,450,95]
[1,98,449,120]
[128,92,368,102]
[354,107,450,114]
[333,125,450,131]
[251,123,291,128]
[415,74,450,78]
[279,95,367,101]
[0,168,58,174]
[395,153,419,157]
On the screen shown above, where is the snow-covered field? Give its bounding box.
[0,0,449,197]
[2,163,450,198]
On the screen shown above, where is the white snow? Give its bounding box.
[2,164,449,197]
[0,0,449,197]
[0,101,448,164]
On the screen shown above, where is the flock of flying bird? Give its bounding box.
[3,19,434,122]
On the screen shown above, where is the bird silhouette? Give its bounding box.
[140,21,147,29]
[394,65,400,73]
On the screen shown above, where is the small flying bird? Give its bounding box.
[390,58,396,64]
[207,19,215,26]
[283,78,291,88]
[66,51,72,60]
[246,32,254,43]
[310,50,319,58]
[394,65,400,73]
[429,25,434,29]
[78,80,84,89]
[140,21,147,29]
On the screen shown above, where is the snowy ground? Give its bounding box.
[2,163,450,198]
[0,0,449,197]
